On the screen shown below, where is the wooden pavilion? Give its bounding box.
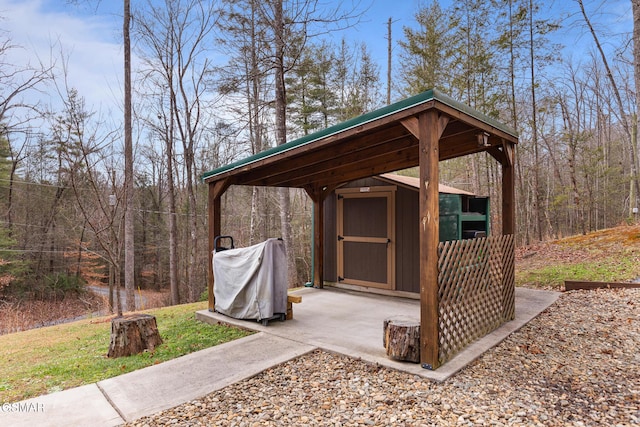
[202,89,518,369]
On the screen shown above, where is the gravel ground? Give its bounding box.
[126,289,639,427]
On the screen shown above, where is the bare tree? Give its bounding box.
[633,0,640,217]
[48,76,124,314]
[0,29,54,232]
[135,0,220,302]
[137,92,181,304]
[123,0,136,312]
[217,0,272,245]
[577,0,639,218]
[528,0,543,241]
[262,0,361,287]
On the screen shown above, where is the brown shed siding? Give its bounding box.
[395,185,419,293]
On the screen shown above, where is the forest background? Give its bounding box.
[0,0,638,311]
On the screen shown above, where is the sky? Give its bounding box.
[0,0,633,119]
[0,0,124,114]
[0,0,421,116]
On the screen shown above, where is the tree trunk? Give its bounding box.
[167,82,180,305]
[634,0,640,216]
[107,313,162,358]
[247,0,266,246]
[279,188,298,286]
[529,0,544,241]
[383,317,421,363]
[249,186,261,245]
[273,0,299,287]
[123,0,136,312]
[579,0,640,215]
[187,179,198,301]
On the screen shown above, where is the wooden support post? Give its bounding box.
[305,185,327,289]
[208,180,227,312]
[502,142,515,236]
[313,192,324,288]
[418,110,445,370]
[501,143,516,320]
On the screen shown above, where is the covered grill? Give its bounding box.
[212,237,288,325]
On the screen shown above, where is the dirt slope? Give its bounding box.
[516,224,640,289]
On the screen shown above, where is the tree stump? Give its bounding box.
[383,316,420,363]
[107,313,163,358]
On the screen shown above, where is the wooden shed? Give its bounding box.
[323,173,488,297]
[203,89,518,369]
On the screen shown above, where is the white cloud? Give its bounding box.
[0,0,124,113]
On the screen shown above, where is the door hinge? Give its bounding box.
[337,194,344,199]
[338,235,344,241]
[338,276,344,281]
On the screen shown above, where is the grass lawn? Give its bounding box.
[516,253,640,289]
[0,302,251,403]
[516,225,640,290]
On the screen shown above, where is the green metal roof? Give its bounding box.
[201,89,517,181]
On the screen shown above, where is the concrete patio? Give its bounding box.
[196,286,560,382]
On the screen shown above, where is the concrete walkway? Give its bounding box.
[0,287,559,427]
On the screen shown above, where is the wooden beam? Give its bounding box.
[203,104,434,185]
[565,280,640,291]
[207,179,229,312]
[486,145,506,165]
[502,140,515,167]
[313,193,324,288]
[419,110,445,370]
[502,142,515,235]
[248,132,414,187]
[245,123,495,187]
[304,185,326,289]
[439,140,490,161]
[400,117,419,138]
[501,142,516,321]
[404,115,450,140]
[438,115,450,135]
[434,101,518,145]
[281,144,419,188]
[211,179,231,200]
[486,139,514,167]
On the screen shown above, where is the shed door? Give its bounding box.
[337,188,395,290]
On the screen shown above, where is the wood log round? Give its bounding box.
[383,316,420,363]
[107,313,163,358]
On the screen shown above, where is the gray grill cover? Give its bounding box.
[213,238,288,321]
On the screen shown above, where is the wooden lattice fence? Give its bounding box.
[437,234,515,364]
